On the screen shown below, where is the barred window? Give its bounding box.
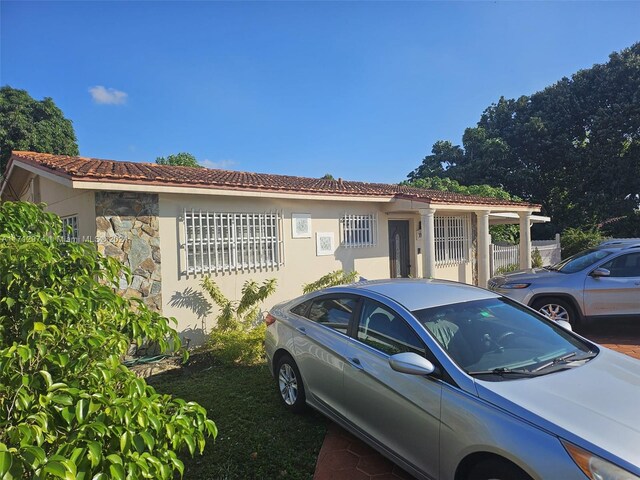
[61,215,78,242]
[183,210,283,274]
[435,215,471,266]
[340,213,377,248]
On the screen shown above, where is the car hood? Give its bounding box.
[490,267,560,286]
[475,348,640,472]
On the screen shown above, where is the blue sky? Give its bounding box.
[1,1,639,183]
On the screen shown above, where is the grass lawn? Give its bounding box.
[151,356,327,480]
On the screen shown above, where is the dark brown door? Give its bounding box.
[389,220,410,278]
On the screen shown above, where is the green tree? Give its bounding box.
[407,140,464,181]
[0,202,216,479]
[0,86,79,175]
[402,177,521,243]
[155,152,201,168]
[408,43,640,237]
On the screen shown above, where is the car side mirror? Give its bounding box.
[590,268,610,278]
[389,352,435,376]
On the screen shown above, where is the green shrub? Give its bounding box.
[561,227,605,258]
[201,277,276,365]
[531,247,543,268]
[0,202,216,479]
[206,324,267,365]
[495,263,519,275]
[302,269,359,294]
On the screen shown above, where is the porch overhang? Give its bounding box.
[489,212,551,225]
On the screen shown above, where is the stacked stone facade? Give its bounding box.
[95,192,161,312]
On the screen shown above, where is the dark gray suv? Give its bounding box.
[488,240,640,327]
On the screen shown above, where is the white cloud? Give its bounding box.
[89,85,128,105]
[200,159,237,170]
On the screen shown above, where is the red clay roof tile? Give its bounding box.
[9,151,538,208]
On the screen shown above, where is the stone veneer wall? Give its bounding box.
[95,192,161,312]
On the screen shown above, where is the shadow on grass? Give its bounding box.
[151,353,328,480]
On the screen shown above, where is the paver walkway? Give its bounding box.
[313,321,640,480]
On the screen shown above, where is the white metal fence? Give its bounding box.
[490,234,561,275]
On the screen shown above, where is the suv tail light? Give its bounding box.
[264,313,277,326]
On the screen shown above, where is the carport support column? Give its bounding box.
[420,208,436,279]
[476,210,491,288]
[519,211,532,270]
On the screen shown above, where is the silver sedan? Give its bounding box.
[265,279,640,480]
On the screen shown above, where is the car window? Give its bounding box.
[290,300,311,317]
[304,296,356,334]
[412,298,594,377]
[599,253,640,277]
[552,248,613,273]
[356,300,425,356]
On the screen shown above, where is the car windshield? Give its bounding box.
[548,248,613,273]
[412,298,595,379]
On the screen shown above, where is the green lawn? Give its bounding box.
[151,359,327,480]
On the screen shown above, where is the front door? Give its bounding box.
[389,220,410,278]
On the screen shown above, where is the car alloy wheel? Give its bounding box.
[276,355,306,413]
[279,363,298,405]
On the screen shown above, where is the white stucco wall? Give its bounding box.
[159,193,395,342]
[435,263,473,284]
[32,177,96,241]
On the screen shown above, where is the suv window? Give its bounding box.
[357,300,425,356]
[552,248,613,273]
[600,253,640,277]
[304,296,356,334]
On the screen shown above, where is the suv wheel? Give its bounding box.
[532,297,578,327]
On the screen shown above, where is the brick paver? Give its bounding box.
[313,322,640,479]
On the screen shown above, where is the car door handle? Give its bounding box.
[348,357,364,370]
[296,327,307,335]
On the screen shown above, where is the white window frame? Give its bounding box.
[61,215,79,242]
[183,209,284,274]
[340,213,377,248]
[434,215,471,266]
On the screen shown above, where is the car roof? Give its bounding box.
[596,240,640,250]
[334,278,500,312]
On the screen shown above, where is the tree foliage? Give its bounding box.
[560,227,606,258]
[402,178,520,243]
[408,43,640,236]
[155,153,201,168]
[0,202,216,479]
[302,270,359,294]
[0,86,79,175]
[402,176,520,201]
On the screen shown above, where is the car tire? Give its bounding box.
[531,297,579,327]
[467,458,532,480]
[276,354,307,413]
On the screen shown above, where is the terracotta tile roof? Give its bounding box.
[9,151,538,208]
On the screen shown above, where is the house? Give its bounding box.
[1,151,545,342]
